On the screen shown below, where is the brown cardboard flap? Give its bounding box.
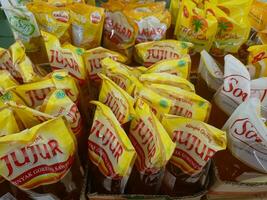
[208,161,267,196]
[87,193,206,200]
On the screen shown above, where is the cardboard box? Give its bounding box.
[86,163,208,200]
[207,161,267,199]
[88,192,206,200]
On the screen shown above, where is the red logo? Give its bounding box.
[222,75,249,102]
[91,12,101,24]
[230,118,267,154]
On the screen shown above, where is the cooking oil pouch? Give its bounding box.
[258,30,267,45]
[0,70,18,95]
[248,45,267,65]
[68,3,104,50]
[27,2,71,44]
[133,83,172,118]
[0,117,76,190]
[46,0,86,6]
[139,73,195,92]
[175,0,218,52]
[1,0,42,52]
[170,0,181,27]
[42,31,86,84]
[101,58,140,95]
[0,41,41,83]
[108,0,155,4]
[0,90,26,107]
[217,0,252,18]
[195,0,218,8]
[40,89,83,137]
[129,66,147,78]
[102,1,139,59]
[13,70,79,108]
[134,40,193,67]
[145,56,191,79]
[198,50,223,91]
[127,1,164,9]
[162,115,226,175]
[150,84,211,122]
[207,2,251,55]
[223,98,267,174]
[250,77,267,108]
[101,57,146,79]
[88,101,136,192]
[213,55,251,116]
[127,2,171,43]
[129,98,175,174]
[86,0,95,6]
[247,45,267,78]
[7,101,54,129]
[9,41,41,83]
[31,1,71,21]
[0,47,22,83]
[83,47,128,82]
[0,108,21,137]
[99,74,135,124]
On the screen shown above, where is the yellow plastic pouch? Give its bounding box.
[127,1,165,11]
[102,1,139,59]
[145,56,191,79]
[40,89,83,137]
[134,40,193,67]
[129,98,175,173]
[83,47,128,82]
[248,45,267,65]
[0,48,22,83]
[207,2,252,54]
[13,70,79,108]
[217,0,252,18]
[161,115,226,175]
[88,101,136,191]
[10,41,41,83]
[247,45,267,78]
[170,0,181,27]
[0,41,41,83]
[0,91,26,107]
[130,66,147,77]
[46,0,86,6]
[195,0,218,8]
[0,108,20,137]
[27,2,71,44]
[150,84,211,122]
[68,3,104,50]
[109,0,155,4]
[127,2,171,43]
[0,117,76,190]
[175,0,218,52]
[99,74,135,124]
[258,30,267,44]
[101,58,140,95]
[8,101,54,129]
[134,84,172,118]
[140,72,195,92]
[0,70,18,95]
[42,31,86,84]
[86,0,95,6]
